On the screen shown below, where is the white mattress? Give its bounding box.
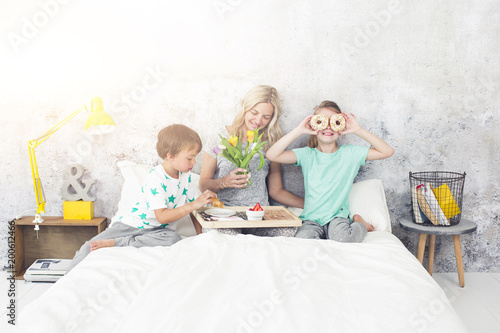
[17,231,467,333]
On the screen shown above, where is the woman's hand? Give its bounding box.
[221,168,250,188]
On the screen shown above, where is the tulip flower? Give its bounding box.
[212,146,223,155]
[246,130,255,143]
[216,130,267,188]
[229,135,238,147]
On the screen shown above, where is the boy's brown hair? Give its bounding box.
[156,124,202,159]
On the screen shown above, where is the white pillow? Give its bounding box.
[349,179,391,232]
[111,160,201,238]
[287,179,392,232]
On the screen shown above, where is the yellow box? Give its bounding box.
[63,201,94,220]
[432,183,461,219]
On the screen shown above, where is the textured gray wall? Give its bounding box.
[1,0,499,272]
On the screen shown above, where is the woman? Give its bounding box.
[198,85,304,236]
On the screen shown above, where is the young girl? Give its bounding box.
[266,100,394,242]
[198,85,304,236]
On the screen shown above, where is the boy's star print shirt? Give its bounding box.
[119,164,195,230]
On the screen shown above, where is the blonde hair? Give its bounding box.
[228,85,283,149]
[156,124,202,159]
[308,100,342,148]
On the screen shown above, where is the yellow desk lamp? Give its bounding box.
[27,97,116,233]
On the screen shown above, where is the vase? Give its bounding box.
[237,170,251,188]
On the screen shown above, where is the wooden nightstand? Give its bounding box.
[14,216,107,279]
[399,217,477,287]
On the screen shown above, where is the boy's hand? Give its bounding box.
[339,112,362,135]
[192,190,217,210]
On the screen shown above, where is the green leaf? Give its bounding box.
[258,151,265,171]
[245,141,250,156]
[220,136,243,159]
[253,128,260,143]
[253,141,267,152]
[222,150,238,166]
[236,130,242,152]
[256,132,264,144]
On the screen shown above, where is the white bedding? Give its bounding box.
[16,172,467,332]
[17,231,467,333]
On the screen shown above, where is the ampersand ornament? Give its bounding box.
[61,164,96,201]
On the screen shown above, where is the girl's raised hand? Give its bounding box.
[339,112,362,135]
[297,115,318,135]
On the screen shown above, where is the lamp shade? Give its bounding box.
[84,97,116,135]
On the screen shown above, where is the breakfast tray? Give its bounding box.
[192,206,302,229]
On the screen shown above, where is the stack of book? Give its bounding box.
[412,183,461,226]
[24,259,72,282]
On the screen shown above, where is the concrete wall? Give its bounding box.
[1,0,499,272]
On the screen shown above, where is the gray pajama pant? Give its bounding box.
[68,222,181,272]
[295,217,367,243]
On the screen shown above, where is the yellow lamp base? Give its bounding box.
[63,201,94,220]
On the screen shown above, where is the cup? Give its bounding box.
[246,208,264,221]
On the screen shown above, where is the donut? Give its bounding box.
[310,114,329,130]
[330,114,346,132]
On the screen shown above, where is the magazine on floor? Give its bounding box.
[24,259,72,282]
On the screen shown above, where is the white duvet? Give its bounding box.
[17,231,467,333]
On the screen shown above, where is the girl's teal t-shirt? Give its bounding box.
[293,145,369,226]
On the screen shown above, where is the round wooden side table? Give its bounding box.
[399,218,477,287]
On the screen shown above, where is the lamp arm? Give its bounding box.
[27,105,87,215]
[30,106,87,145]
[27,143,45,214]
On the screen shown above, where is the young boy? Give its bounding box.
[68,124,216,271]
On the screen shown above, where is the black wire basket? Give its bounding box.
[409,171,466,226]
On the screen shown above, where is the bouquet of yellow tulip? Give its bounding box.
[213,128,267,187]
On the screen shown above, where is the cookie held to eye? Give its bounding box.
[310,114,329,130]
[330,114,346,132]
[212,197,224,208]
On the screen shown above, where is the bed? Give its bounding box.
[17,161,467,333]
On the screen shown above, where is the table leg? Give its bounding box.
[190,213,203,235]
[427,235,435,275]
[417,234,427,264]
[453,235,465,287]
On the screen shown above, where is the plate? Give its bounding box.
[205,208,236,217]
